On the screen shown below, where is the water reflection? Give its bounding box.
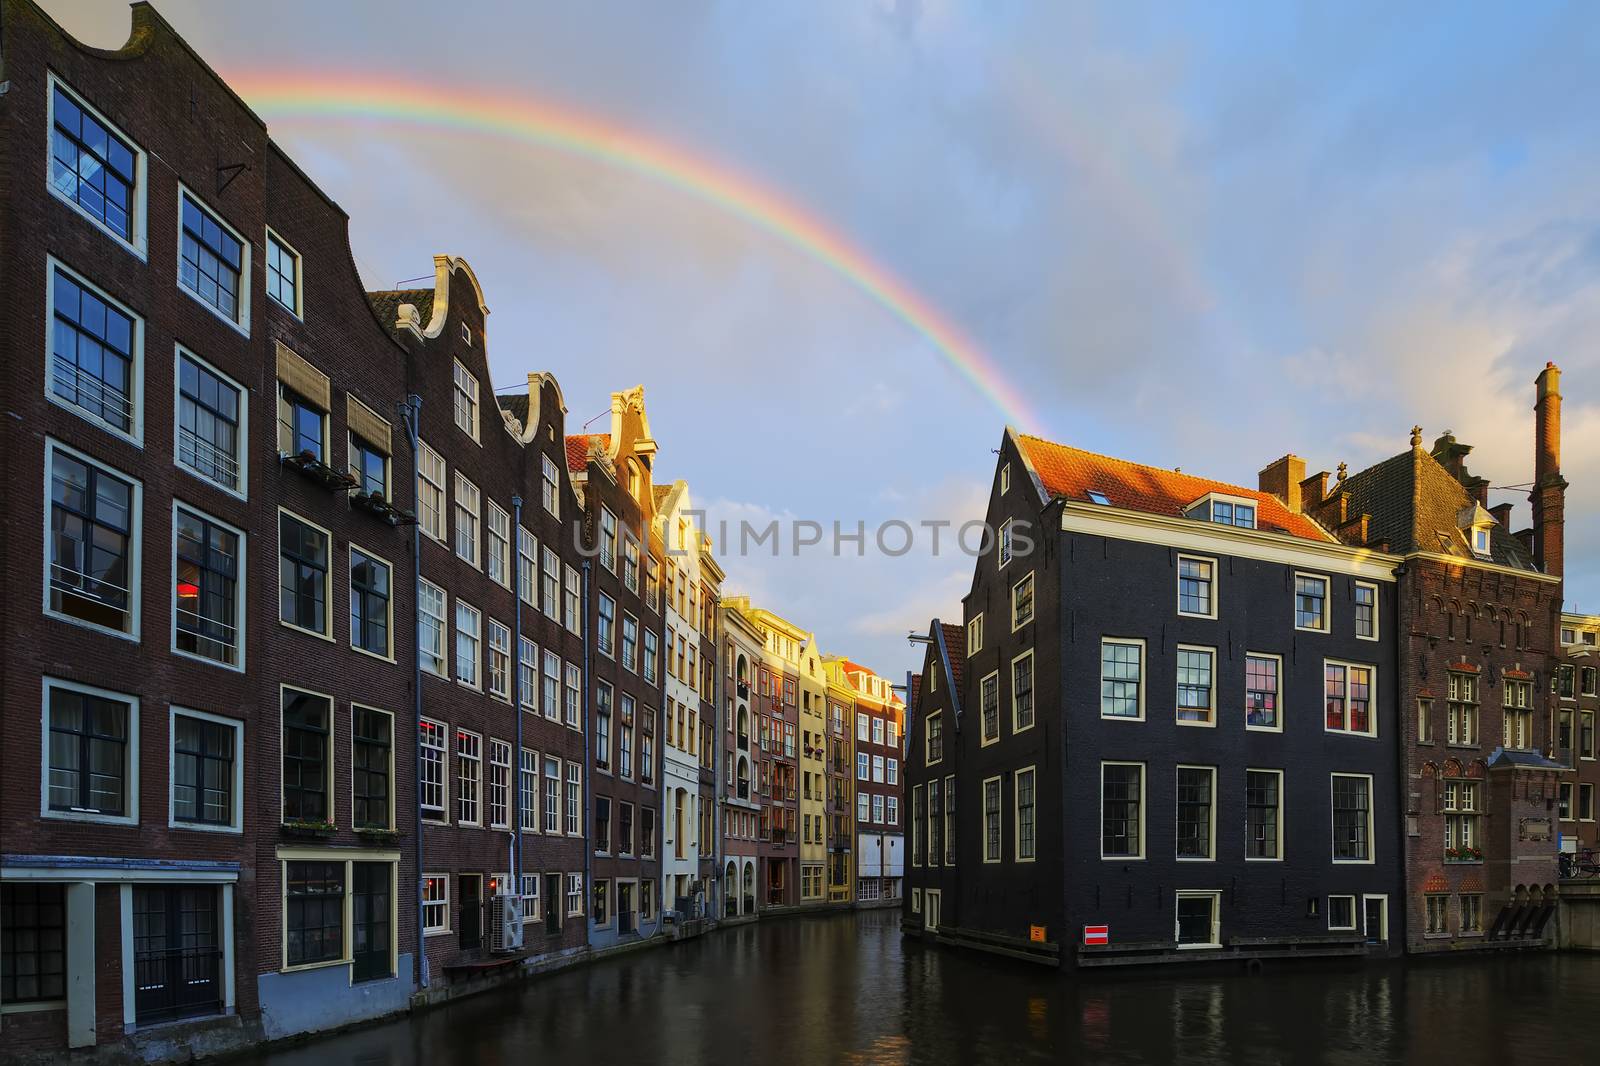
[238,910,1584,1066]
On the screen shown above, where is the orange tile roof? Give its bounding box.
[1015,433,1332,542]
[565,433,610,473]
[940,623,966,690]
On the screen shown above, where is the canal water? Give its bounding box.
[241,910,1583,1065]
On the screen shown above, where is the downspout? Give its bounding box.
[400,393,428,990]
[582,558,593,944]
[511,495,524,923]
[712,598,723,921]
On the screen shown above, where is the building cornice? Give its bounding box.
[1403,550,1560,585]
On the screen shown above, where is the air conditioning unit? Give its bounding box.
[490,894,524,954]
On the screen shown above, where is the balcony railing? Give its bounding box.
[177,427,240,491]
[175,607,238,664]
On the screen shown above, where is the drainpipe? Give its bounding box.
[713,602,723,921]
[400,393,428,990]
[511,495,525,925]
[582,558,593,945]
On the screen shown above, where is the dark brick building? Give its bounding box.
[905,429,1405,965]
[1557,612,1600,858]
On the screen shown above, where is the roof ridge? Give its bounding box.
[1016,433,1272,500]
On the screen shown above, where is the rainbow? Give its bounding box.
[229,71,1041,433]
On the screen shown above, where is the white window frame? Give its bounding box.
[542,454,561,517]
[1330,772,1376,865]
[1174,764,1216,861]
[170,500,247,672]
[1176,553,1218,619]
[47,74,149,257]
[1245,651,1283,734]
[1245,767,1285,863]
[264,227,303,318]
[166,705,245,833]
[1100,760,1145,860]
[1294,571,1331,633]
[967,612,984,655]
[278,683,334,827]
[420,718,447,819]
[485,500,511,589]
[453,471,481,568]
[982,775,1003,864]
[456,729,483,827]
[1174,890,1222,949]
[452,358,480,442]
[40,676,140,826]
[44,438,145,641]
[277,507,335,642]
[44,257,145,446]
[422,873,450,935]
[1011,571,1035,631]
[176,183,251,336]
[924,711,943,766]
[173,344,248,500]
[1324,659,1379,739]
[350,704,396,832]
[564,565,582,634]
[1175,644,1217,728]
[488,738,512,830]
[1353,580,1380,641]
[418,577,448,678]
[1014,765,1037,863]
[1327,894,1357,932]
[1099,637,1145,721]
[417,440,446,543]
[998,518,1015,568]
[487,618,512,702]
[1011,649,1036,733]
[455,600,482,690]
[349,542,395,663]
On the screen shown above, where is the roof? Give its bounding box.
[497,394,529,426]
[940,623,966,691]
[565,433,610,473]
[1486,747,1566,770]
[652,485,673,508]
[366,288,433,328]
[1015,433,1331,542]
[1337,447,1539,570]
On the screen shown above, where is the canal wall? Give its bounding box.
[1559,881,1600,950]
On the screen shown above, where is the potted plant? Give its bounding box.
[355,826,400,846]
[282,819,336,839]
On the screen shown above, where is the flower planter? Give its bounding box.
[281,821,337,839]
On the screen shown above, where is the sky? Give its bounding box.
[44,1,1600,681]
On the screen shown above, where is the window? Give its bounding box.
[422,875,449,934]
[551,655,570,723]
[1328,895,1356,932]
[418,579,447,677]
[646,556,661,611]
[543,757,561,834]
[282,688,331,824]
[486,502,511,588]
[620,697,635,778]
[998,518,1015,567]
[857,752,870,781]
[541,546,560,620]
[1246,769,1282,860]
[887,795,899,825]
[1173,766,1215,860]
[981,777,1003,862]
[566,874,585,918]
[1562,627,1578,646]
[873,717,886,745]
[1177,556,1215,617]
[911,784,924,867]
[46,442,138,635]
[564,565,582,634]
[1559,782,1574,821]
[1444,780,1480,858]
[873,754,886,782]
[1503,679,1535,750]
[349,547,392,659]
[488,619,512,700]
[644,629,659,686]
[456,730,481,825]
[517,873,540,923]
[420,719,446,819]
[353,707,392,830]
[1176,646,1215,725]
[417,441,446,542]
[622,614,639,672]
[174,505,243,667]
[489,740,511,829]
[1325,661,1376,737]
[454,601,481,688]
[279,511,330,636]
[565,763,582,836]
[453,473,481,567]
[1102,763,1144,858]
[47,265,140,440]
[1012,651,1035,732]
[1583,783,1597,822]
[1560,664,1576,699]
[517,527,538,606]
[519,749,539,831]
[348,433,387,499]
[50,81,140,245]
[1208,498,1255,528]
[1295,574,1329,632]
[619,800,635,853]
[595,683,613,771]
[266,230,301,315]
[857,713,870,742]
[285,862,343,966]
[1175,891,1221,947]
[925,712,944,764]
[598,593,616,657]
[1461,894,1483,934]
[1354,582,1378,639]
[1101,639,1143,719]
[1448,672,1479,745]
[967,613,984,655]
[1425,895,1448,936]
[1000,462,1011,493]
[1418,699,1434,744]
[857,792,870,822]
[1011,572,1035,629]
[1584,667,1598,697]
[452,359,479,441]
[45,680,135,821]
[1,883,66,1004]
[179,191,247,328]
[927,778,941,866]
[887,758,899,785]
[623,537,640,593]
[1239,653,1281,730]
[1331,774,1373,862]
[171,709,239,829]
[176,350,244,493]
[542,454,561,517]
[1015,767,1036,861]
[1584,711,1596,760]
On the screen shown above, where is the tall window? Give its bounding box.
[171,711,237,827]
[542,454,561,517]
[418,442,446,542]
[486,502,511,587]
[1015,768,1036,861]
[419,719,446,820]
[488,740,511,829]
[541,652,561,720]
[456,730,481,825]
[350,548,391,658]
[622,615,639,672]
[487,620,511,700]
[179,192,245,325]
[353,707,392,830]
[1175,766,1214,859]
[50,267,138,438]
[1245,770,1281,859]
[47,682,132,818]
[1101,763,1143,858]
[1448,672,1479,745]
[285,862,343,966]
[455,601,481,688]
[517,527,537,606]
[177,351,243,492]
[541,546,560,619]
[543,757,561,834]
[925,712,944,764]
[620,696,636,778]
[48,445,136,634]
[51,83,138,242]
[1,883,66,1003]
[600,508,618,571]
[174,506,242,667]
[967,613,985,655]
[1295,574,1329,631]
[1325,661,1375,736]
[998,518,1015,567]
[624,538,640,593]
[1331,774,1372,862]
[1245,654,1279,729]
[595,683,613,771]
[277,385,325,462]
[564,565,582,634]
[1011,572,1035,629]
[1425,895,1448,936]
[1177,556,1214,616]
[1176,647,1215,724]
[1503,679,1534,750]
[1444,779,1480,860]
[452,360,479,440]
[266,231,300,314]
[565,762,582,836]
[279,512,329,635]
[598,593,617,657]
[519,749,539,831]
[418,579,447,677]
[1354,582,1377,639]
[281,688,331,823]
[1012,652,1035,731]
[644,630,659,686]
[453,473,480,567]
[422,876,449,933]
[984,777,1002,862]
[1101,639,1142,719]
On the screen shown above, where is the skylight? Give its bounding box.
[1086,490,1110,505]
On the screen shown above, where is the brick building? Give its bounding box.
[823,670,856,903]
[831,659,904,903]
[720,606,763,916]
[1558,612,1600,857]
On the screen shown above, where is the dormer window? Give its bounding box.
[1086,490,1111,506]
[1186,493,1256,529]
[1472,528,1490,556]
[1459,503,1494,559]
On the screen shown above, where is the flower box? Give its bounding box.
[281,820,337,839]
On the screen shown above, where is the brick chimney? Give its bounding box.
[1259,455,1306,512]
[1489,502,1515,530]
[1532,362,1566,576]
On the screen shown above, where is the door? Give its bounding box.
[618,882,635,935]
[1363,896,1388,944]
[459,874,482,951]
[925,889,941,932]
[132,885,221,1025]
[352,862,392,982]
[545,874,561,935]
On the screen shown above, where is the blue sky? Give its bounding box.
[49,1,1600,680]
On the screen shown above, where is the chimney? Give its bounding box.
[1299,470,1329,508]
[1259,455,1306,512]
[1489,502,1514,530]
[1532,362,1566,576]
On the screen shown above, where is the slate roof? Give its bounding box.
[366,288,434,328]
[565,433,610,472]
[497,394,529,426]
[1015,433,1331,542]
[1486,747,1565,769]
[1336,447,1539,571]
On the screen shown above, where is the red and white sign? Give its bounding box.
[1083,925,1109,946]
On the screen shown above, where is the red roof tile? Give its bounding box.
[1015,433,1331,542]
[565,433,610,473]
[940,623,966,690]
